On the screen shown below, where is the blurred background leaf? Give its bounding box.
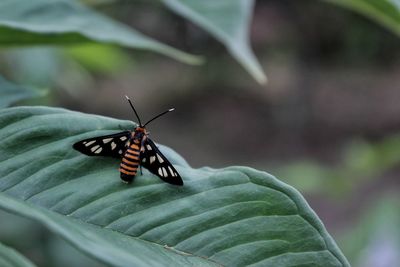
[0,75,46,108]
[0,241,36,267]
[325,0,400,36]
[162,0,267,83]
[0,0,201,65]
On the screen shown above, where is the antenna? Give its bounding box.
[144,108,175,127]
[125,95,142,126]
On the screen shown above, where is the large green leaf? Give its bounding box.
[162,0,267,84]
[0,241,36,267]
[0,194,217,267]
[0,107,349,267]
[325,0,400,36]
[0,0,201,65]
[0,76,46,108]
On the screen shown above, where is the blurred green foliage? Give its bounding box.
[326,0,400,36]
[0,0,267,82]
[66,44,130,74]
[339,195,400,266]
[0,0,201,64]
[275,134,400,196]
[0,75,46,108]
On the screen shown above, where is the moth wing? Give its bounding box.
[73,131,131,158]
[140,138,183,185]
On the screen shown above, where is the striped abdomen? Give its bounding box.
[119,142,140,183]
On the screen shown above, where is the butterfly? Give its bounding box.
[73,96,183,186]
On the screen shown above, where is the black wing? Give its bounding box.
[73,131,131,158]
[140,138,183,185]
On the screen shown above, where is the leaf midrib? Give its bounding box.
[65,211,226,267]
[59,201,332,267]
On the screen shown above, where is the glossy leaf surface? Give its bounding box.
[0,107,349,266]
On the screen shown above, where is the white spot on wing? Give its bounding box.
[94,147,103,154]
[162,167,168,177]
[157,154,164,163]
[111,142,117,150]
[168,166,174,176]
[158,168,163,177]
[150,156,156,164]
[85,140,96,147]
[103,138,113,143]
[118,150,123,154]
[146,144,152,150]
[120,136,127,141]
[142,158,146,163]
[91,145,100,152]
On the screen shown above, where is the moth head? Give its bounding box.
[134,126,147,135]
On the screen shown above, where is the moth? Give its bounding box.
[73,96,183,186]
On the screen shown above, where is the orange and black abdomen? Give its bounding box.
[119,142,140,183]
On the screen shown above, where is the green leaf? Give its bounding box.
[0,76,46,108]
[162,0,267,84]
[0,194,217,267]
[0,241,36,267]
[0,0,202,65]
[0,107,349,267]
[325,0,400,36]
